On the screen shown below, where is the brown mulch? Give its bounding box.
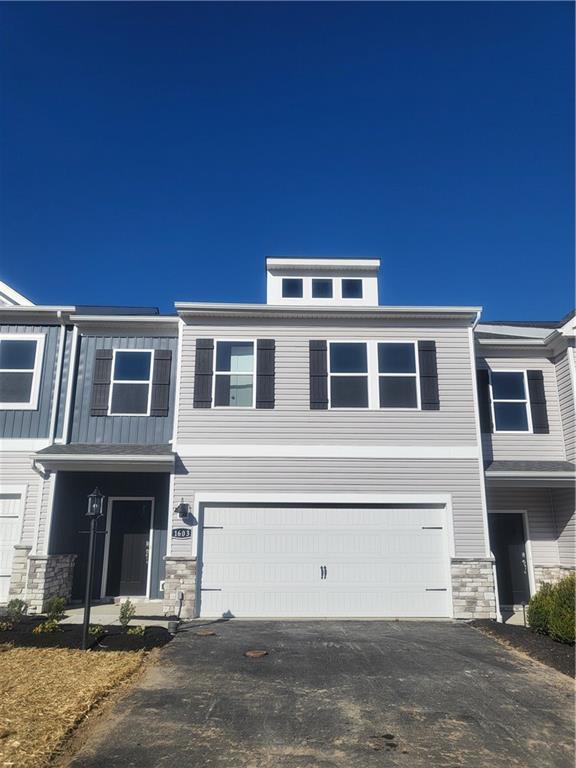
[0,645,144,768]
[470,620,575,679]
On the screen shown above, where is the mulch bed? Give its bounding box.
[471,619,574,679]
[0,617,173,652]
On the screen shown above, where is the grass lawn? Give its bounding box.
[0,644,144,768]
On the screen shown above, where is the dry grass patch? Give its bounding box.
[0,644,144,768]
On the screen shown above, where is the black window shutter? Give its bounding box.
[418,340,440,410]
[309,340,328,409]
[256,339,275,409]
[193,339,214,408]
[90,349,113,416]
[150,349,172,416]
[476,369,493,433]
[527,370,549,434]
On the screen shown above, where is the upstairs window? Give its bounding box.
[0,335,45,410]
[490,371,531,432]
[378,342,419,408]
[214,341,255,407]
[312,279,333,299]
[342,279,363,299]
[329,342,369,408]
[109,350,153,415]
[282,278,303,298]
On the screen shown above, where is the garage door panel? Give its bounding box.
[0,494,22,603]
[199,505,451,618]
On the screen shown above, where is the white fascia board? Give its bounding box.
[486,470,575,478]
[0,305,76,313]
[266,257,381,272]
[35,455,175,473]
[70,314,178,324]
[476,324,553,339]
[175,302,482,324]
[175,443,480,459]
[0,280,34,306]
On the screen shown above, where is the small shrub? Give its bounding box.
[127,625,145,637]
[119,599,136,629]
[0,621,14,632]
[32,619,61,634]
[548,573,575,645]
[527,582,555,634]
[5,599,27,622]
[88,624,104,636]
[44,596,66,622]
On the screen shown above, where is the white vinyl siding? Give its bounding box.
[173,456,485,559]
[178,323,479,445]
[553,487,576,568]
[555,349,575,462]
[0,454,42,549]
[479,356,566,461]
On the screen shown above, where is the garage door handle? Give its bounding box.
[320,565,327,580]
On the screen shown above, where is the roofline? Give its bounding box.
[175,302,482,324]
[70,314,178,324]
[0,280,34,307]
[266,257,381,271]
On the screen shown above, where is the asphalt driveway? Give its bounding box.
[69,621,574,768]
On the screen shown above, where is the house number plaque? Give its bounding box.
[172,528,192,539]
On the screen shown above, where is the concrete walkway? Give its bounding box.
[68,621,574,767]
[61,600,169,628]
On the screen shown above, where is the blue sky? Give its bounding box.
[0,2,573,319]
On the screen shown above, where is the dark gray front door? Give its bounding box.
[489,513,531,605]
[106,499,152,596]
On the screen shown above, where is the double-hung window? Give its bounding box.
[490,371,531,432]
[0,334,45,409]
[109,350,153,415]
[214,341,255,407]
[328,342,369,407]
[327,340,421,409]
[378,342,419,408]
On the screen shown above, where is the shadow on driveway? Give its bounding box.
[69,621,574,767]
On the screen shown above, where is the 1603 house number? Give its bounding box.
[172,528,192,539]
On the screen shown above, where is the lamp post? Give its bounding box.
[82,487,105,650]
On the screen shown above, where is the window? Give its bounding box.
[329,342,369,408]
[490,371,531,432]
[378,342,419,408]
[342,279,363,299]
[312,279,333,299]
[109,350,153,415]
[0,335,45,410]
[282,278,303,298]
[214,341,255,407]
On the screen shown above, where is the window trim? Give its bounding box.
[281,278,304,299]
[341,278,364,300]
[108,348,155,417]
[0,333,46,411]
[326,339,421,410]
[489,369,533,434]
[212,338,257,409]
[377,340,421,410]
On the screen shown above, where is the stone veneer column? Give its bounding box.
[163,556,197,618]
[451,558,497,620]
[533,565,575,591]
[7,545,33,601]
[25,554,77,614]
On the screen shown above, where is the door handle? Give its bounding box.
[320,565,327,580]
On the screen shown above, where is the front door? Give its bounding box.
[489,513,531,606]
[105,499,152,597]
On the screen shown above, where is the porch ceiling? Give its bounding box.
[34,443,175,473]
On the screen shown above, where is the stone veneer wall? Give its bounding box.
[25,555,77,613]
[7,545,32,602]
[163,556,197,618]
[533,565,575,591]
[451,558,497,620]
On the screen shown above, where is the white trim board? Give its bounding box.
[174,444,481,459]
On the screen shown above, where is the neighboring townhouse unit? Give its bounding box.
[475,313,575,620]
[0,281,178,611]
[1,264,574,622]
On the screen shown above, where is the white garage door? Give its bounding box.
[0,494,22,603]
[198,505,452,618]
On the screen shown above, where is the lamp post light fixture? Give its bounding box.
[82,487,105,650]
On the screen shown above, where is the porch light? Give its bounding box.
[82,487,106,650]
[86,487,105,519]
[175,498,189,519]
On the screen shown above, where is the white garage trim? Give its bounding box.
[0,485,27,603]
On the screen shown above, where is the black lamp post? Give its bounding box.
[82,487,105,650]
